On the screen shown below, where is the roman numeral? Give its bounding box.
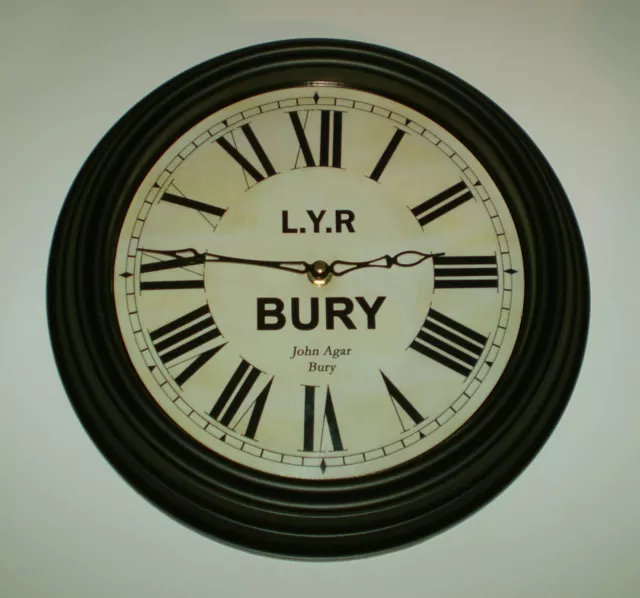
[139,249,205,291]
[411,181,473,227]
[208,360,272,440]
[380,372,424,431]
[433,255,499,289]
[369,129,406,182]
[161,192,226,218]
[216,123,277,184]
[410,309,487,377]
[303,386,344,452]
[149,305,224,386]
[289,110,344,168]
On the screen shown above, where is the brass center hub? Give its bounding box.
[308,260,332,287]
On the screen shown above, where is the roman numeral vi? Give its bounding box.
[302,385,344,452]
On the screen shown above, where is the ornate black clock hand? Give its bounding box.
[141,248,312,275]
[141,249,444,284]
[204,251,311,274]
[328,250,445,277]
[138,248,206,271]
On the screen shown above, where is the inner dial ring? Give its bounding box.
[114,85,524,480]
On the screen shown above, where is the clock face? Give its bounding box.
[49,39,588,558]
[114,87,524,479]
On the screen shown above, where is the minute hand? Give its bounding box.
[328,250,444,277]
[204,251,310,274]
[140,248,311,275]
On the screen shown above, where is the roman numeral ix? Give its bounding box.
[410,309,487,377]
[139,249,205,291]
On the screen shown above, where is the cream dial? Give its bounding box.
[113,86,524,480]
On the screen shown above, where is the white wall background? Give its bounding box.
[2,1,638,596]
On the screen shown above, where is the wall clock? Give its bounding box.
[48,39,589,559]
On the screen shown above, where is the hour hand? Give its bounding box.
[328,250,444,277]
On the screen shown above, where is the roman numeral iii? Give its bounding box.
[411,181,473,226]
[149,305,224,386]
[433,255,499,289]
[289,110,344,168]
[209,360,273,440]
[303,385,344,452]
[410,309,487,377]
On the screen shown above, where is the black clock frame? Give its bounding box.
[47,39,589,559]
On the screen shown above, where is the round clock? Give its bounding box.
[48,39,589,558]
